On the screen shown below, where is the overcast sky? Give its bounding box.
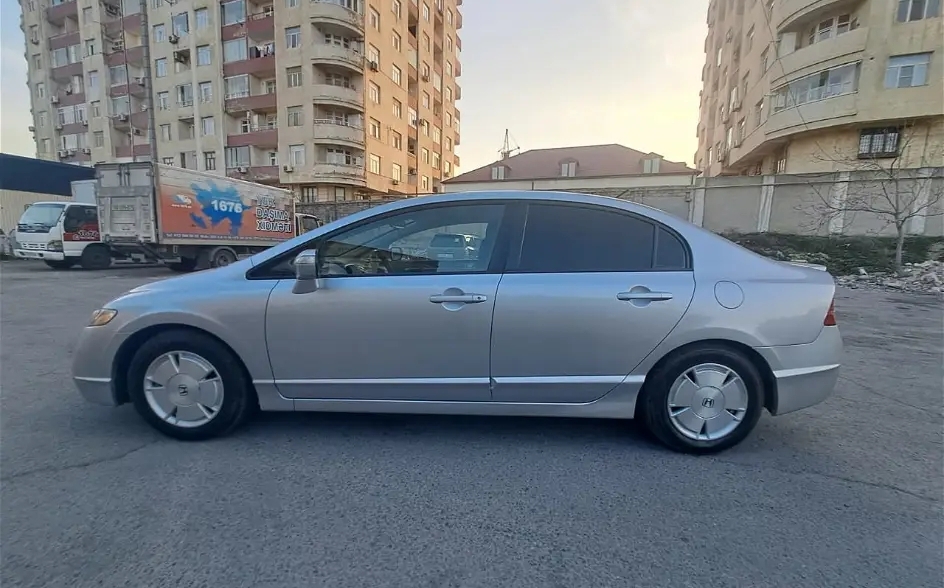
[0,0,707,171]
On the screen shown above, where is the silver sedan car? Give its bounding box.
[72,191,842,454]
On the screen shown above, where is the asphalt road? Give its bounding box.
[1,261,942,588]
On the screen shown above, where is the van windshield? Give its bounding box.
[18,204,66,232]
[429,234,465,248]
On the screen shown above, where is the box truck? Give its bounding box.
[96,162,321,271]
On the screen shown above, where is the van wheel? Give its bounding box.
[210,247,237,268]
[44,259,75,270]
[80,245,111,270]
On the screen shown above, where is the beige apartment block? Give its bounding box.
[695,0,944,177]
[20,0,463,201]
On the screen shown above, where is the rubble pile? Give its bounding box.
[834,260,944,294]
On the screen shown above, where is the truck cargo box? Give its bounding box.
[96,162,296,248]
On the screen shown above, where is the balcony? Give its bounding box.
[108,80,147,98]
[48,31,80,51]
[227,127,279,148]
[57,148,91,163]
[222,53,276,77]
[248,12,275,39]
[765,91,858,139]
[775,0,849,31]
[54,90,86,107]
[311,44,364,74]
[104,45,146,67]
[227,165,281,184]
[46,0,77,24]
[310,0,364,35]
[312,119,365,148]
[224,92,278,114]
[771,27,868,85]
[50,61,83,81]
[310,162,367,186]
[115,144,152,159]
[58,121,88,135]
[311,84,363,110]
[102,13,143,37]
[112,110,150,131]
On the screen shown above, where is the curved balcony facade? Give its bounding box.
[309,163,367,187]
[770,27,868,86]
[311,84,364,111]
[312,120,365,149]
[775,0,849,32]
[309,1,364,35]
[310,45,364,75]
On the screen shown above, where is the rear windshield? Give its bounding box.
[429,234,464,247]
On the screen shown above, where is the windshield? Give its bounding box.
[18,204,65,232]
[429,234,465,248]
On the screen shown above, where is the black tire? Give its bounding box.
[44,259,75,270]
[79,244,111,270]
[127,329,256,441]
[210,247,237,268]
[640,345,765,455]
[167,257,198,272]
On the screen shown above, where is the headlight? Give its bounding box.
[89,308,118,327]
[46,240,63,252]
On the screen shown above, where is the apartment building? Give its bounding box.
[695,0,943,176]
[20,0,463,201]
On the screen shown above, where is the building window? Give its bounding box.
[445,61,452,77]
[392,32,401,51]
[422,120,430,136]
[391,131,402,149]
[858,127,901,158]
[445,136,452,151]
[287,66,302,87]
[369,118,381,139]
[392,65,402,86]
[491,166,506,180]
[286,0,298,7]
[432,152,440,169]
[177,83,193,106]
[153,24,165,43]
[808,15,856,46]
[221,0,245,25]
[392,98,402,118]
[155,58,167,78]
[172,12,189,36]
[772,62,860,111]
[160,124,172,141]
[560,161,577,177]
[197,45,211,66]
[368,82,380,104]
[93,131,104,147]
[432,125,441,143]
[369,154,381,174]
[90,101,100,117]
[408,107,417,126]
[392,0,401,17]
[287,105,303,126]
[289,144,305,166]
[224,38,248,62]
[285,26,301,49]
[421,175,430,191]
[745,25,754,51]
[897,0,941,21]
[367,44,380,65]
[369,7,380,29]
[422,2,430,21]
[204,151,216,170]
[754,98,764,128]
[885,53,931,88]
[163,157,175,165]
[195,8,210,29]
[157,92,169,110]
[392,163,402,182]
[201,116,214,136]
[775,148,787,173]
[225,147,249,168]
[268,151,278,166]
[445,86,452,102]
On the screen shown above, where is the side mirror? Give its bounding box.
[294,249,319,280]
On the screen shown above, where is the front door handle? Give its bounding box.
[617,291,673,302]
[429,293,488,304]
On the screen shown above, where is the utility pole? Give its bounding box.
[137,0,159,163]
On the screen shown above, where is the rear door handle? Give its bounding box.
[429,293,488,304]
[617,291,673,302]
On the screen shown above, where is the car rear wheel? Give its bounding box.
[127,329,255,441]
[640,345,764,454]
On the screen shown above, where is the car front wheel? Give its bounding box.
[127,329,255,440]
[641,345,764,454]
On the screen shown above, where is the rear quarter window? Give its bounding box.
[655,227,689,269]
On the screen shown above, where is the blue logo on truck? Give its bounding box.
[189,181,252,236]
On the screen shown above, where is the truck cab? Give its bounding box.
[14,202,111,269]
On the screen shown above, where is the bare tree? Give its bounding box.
[803,122,944,274]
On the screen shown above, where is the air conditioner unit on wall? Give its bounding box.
[237,166,249,173]
[283,165,294,172]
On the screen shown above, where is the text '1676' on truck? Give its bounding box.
[17,162,323,272]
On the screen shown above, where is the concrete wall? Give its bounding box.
[297,168,944,237]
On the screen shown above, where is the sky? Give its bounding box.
[0,0,708,172]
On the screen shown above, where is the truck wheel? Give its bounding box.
[44,259,75,270]
[209,247,237,268]
[80,245,111,270]
[167,257,198,272]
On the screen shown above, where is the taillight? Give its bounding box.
[824,298,837,326]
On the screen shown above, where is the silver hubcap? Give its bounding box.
[143,351,224,428]
[667,363,749,441]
